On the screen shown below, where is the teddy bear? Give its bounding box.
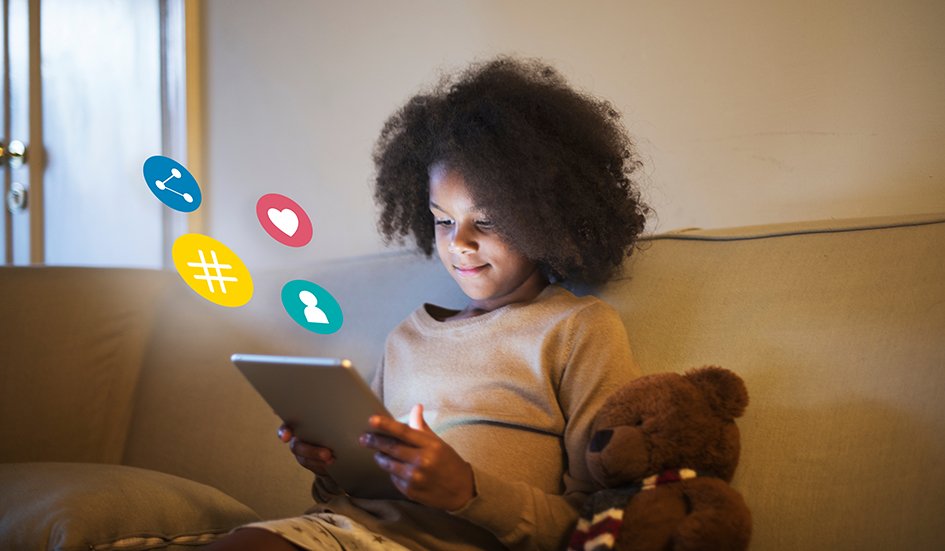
[568,366,751,551]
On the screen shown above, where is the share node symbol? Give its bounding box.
[155,168,194,203]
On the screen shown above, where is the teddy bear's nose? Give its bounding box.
[589,429,613,452]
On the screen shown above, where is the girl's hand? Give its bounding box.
[360,404,475,511]
[278,424,335,477]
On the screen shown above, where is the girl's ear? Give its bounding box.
[685,366,748,420]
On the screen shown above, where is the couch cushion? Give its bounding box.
[0,267,171,464]
[0,462,260,550]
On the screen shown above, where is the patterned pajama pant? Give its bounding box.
[237,513,412,551]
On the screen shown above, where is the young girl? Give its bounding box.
[210,56,649,551]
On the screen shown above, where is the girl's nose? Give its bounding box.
[448,226,476,254]
[448,240,473,254]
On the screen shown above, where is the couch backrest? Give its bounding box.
[602,213,945,550]
[0,267,169,464]
[126,213,945,548]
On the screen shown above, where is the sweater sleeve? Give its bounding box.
[449,301,639,549]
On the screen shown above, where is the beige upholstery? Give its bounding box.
[1,213,943,550]
[605,215,945,550]
[0,268,169,464]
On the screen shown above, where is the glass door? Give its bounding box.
[2,0,192,268]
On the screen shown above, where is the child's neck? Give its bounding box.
[450,278,551,321]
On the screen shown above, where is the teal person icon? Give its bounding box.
[299,290,329,324]
[281,280,343,334]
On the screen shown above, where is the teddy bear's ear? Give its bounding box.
[685,366,749,420]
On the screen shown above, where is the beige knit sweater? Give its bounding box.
[308,284,639,550]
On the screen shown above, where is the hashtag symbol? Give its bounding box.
[187,249,238,294]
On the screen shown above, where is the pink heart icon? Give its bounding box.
[267,208,299,236]
[256,194,313,247]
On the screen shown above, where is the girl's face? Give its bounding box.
[428,163,547,315]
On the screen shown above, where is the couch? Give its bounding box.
[1,212,943,550]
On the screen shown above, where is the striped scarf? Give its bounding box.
[567,468,700,551]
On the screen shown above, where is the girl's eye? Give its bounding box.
[476,220,495,230]
[434,219,454,227]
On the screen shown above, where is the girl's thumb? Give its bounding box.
[409,403,430,431]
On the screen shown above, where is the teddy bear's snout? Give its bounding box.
[589,429,613,452]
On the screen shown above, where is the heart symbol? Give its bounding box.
[268,208,299,236]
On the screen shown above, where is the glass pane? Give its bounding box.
[41,0,163,268]
[8,0,31,264]
[1,0,7,262]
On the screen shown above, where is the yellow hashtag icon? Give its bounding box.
[172,233,253,307]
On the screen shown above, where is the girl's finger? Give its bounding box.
[291,439,334,462]
[277,425,294,442]
[360,432,420,464]
[389,472,413,496]
[374,452,421,487]
[295,454,331,476]
[368,415,429,446]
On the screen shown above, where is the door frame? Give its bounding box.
[162,0,207,267]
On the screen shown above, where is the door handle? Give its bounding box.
[2,140,29,213]
[0,139,28,168]
[6,181,28,213]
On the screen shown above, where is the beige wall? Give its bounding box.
[203,0,945,269]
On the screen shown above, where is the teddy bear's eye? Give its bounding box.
[589,429,613,452]
[633,419,644,427]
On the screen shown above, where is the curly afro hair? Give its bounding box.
[373,55,649,286]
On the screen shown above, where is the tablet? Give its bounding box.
[230,353,403,500]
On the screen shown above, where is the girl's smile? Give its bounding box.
[453,264,487,277]
[428,162,548,316]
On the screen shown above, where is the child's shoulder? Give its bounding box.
[523,285,624,330]
[541,284,617,311]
